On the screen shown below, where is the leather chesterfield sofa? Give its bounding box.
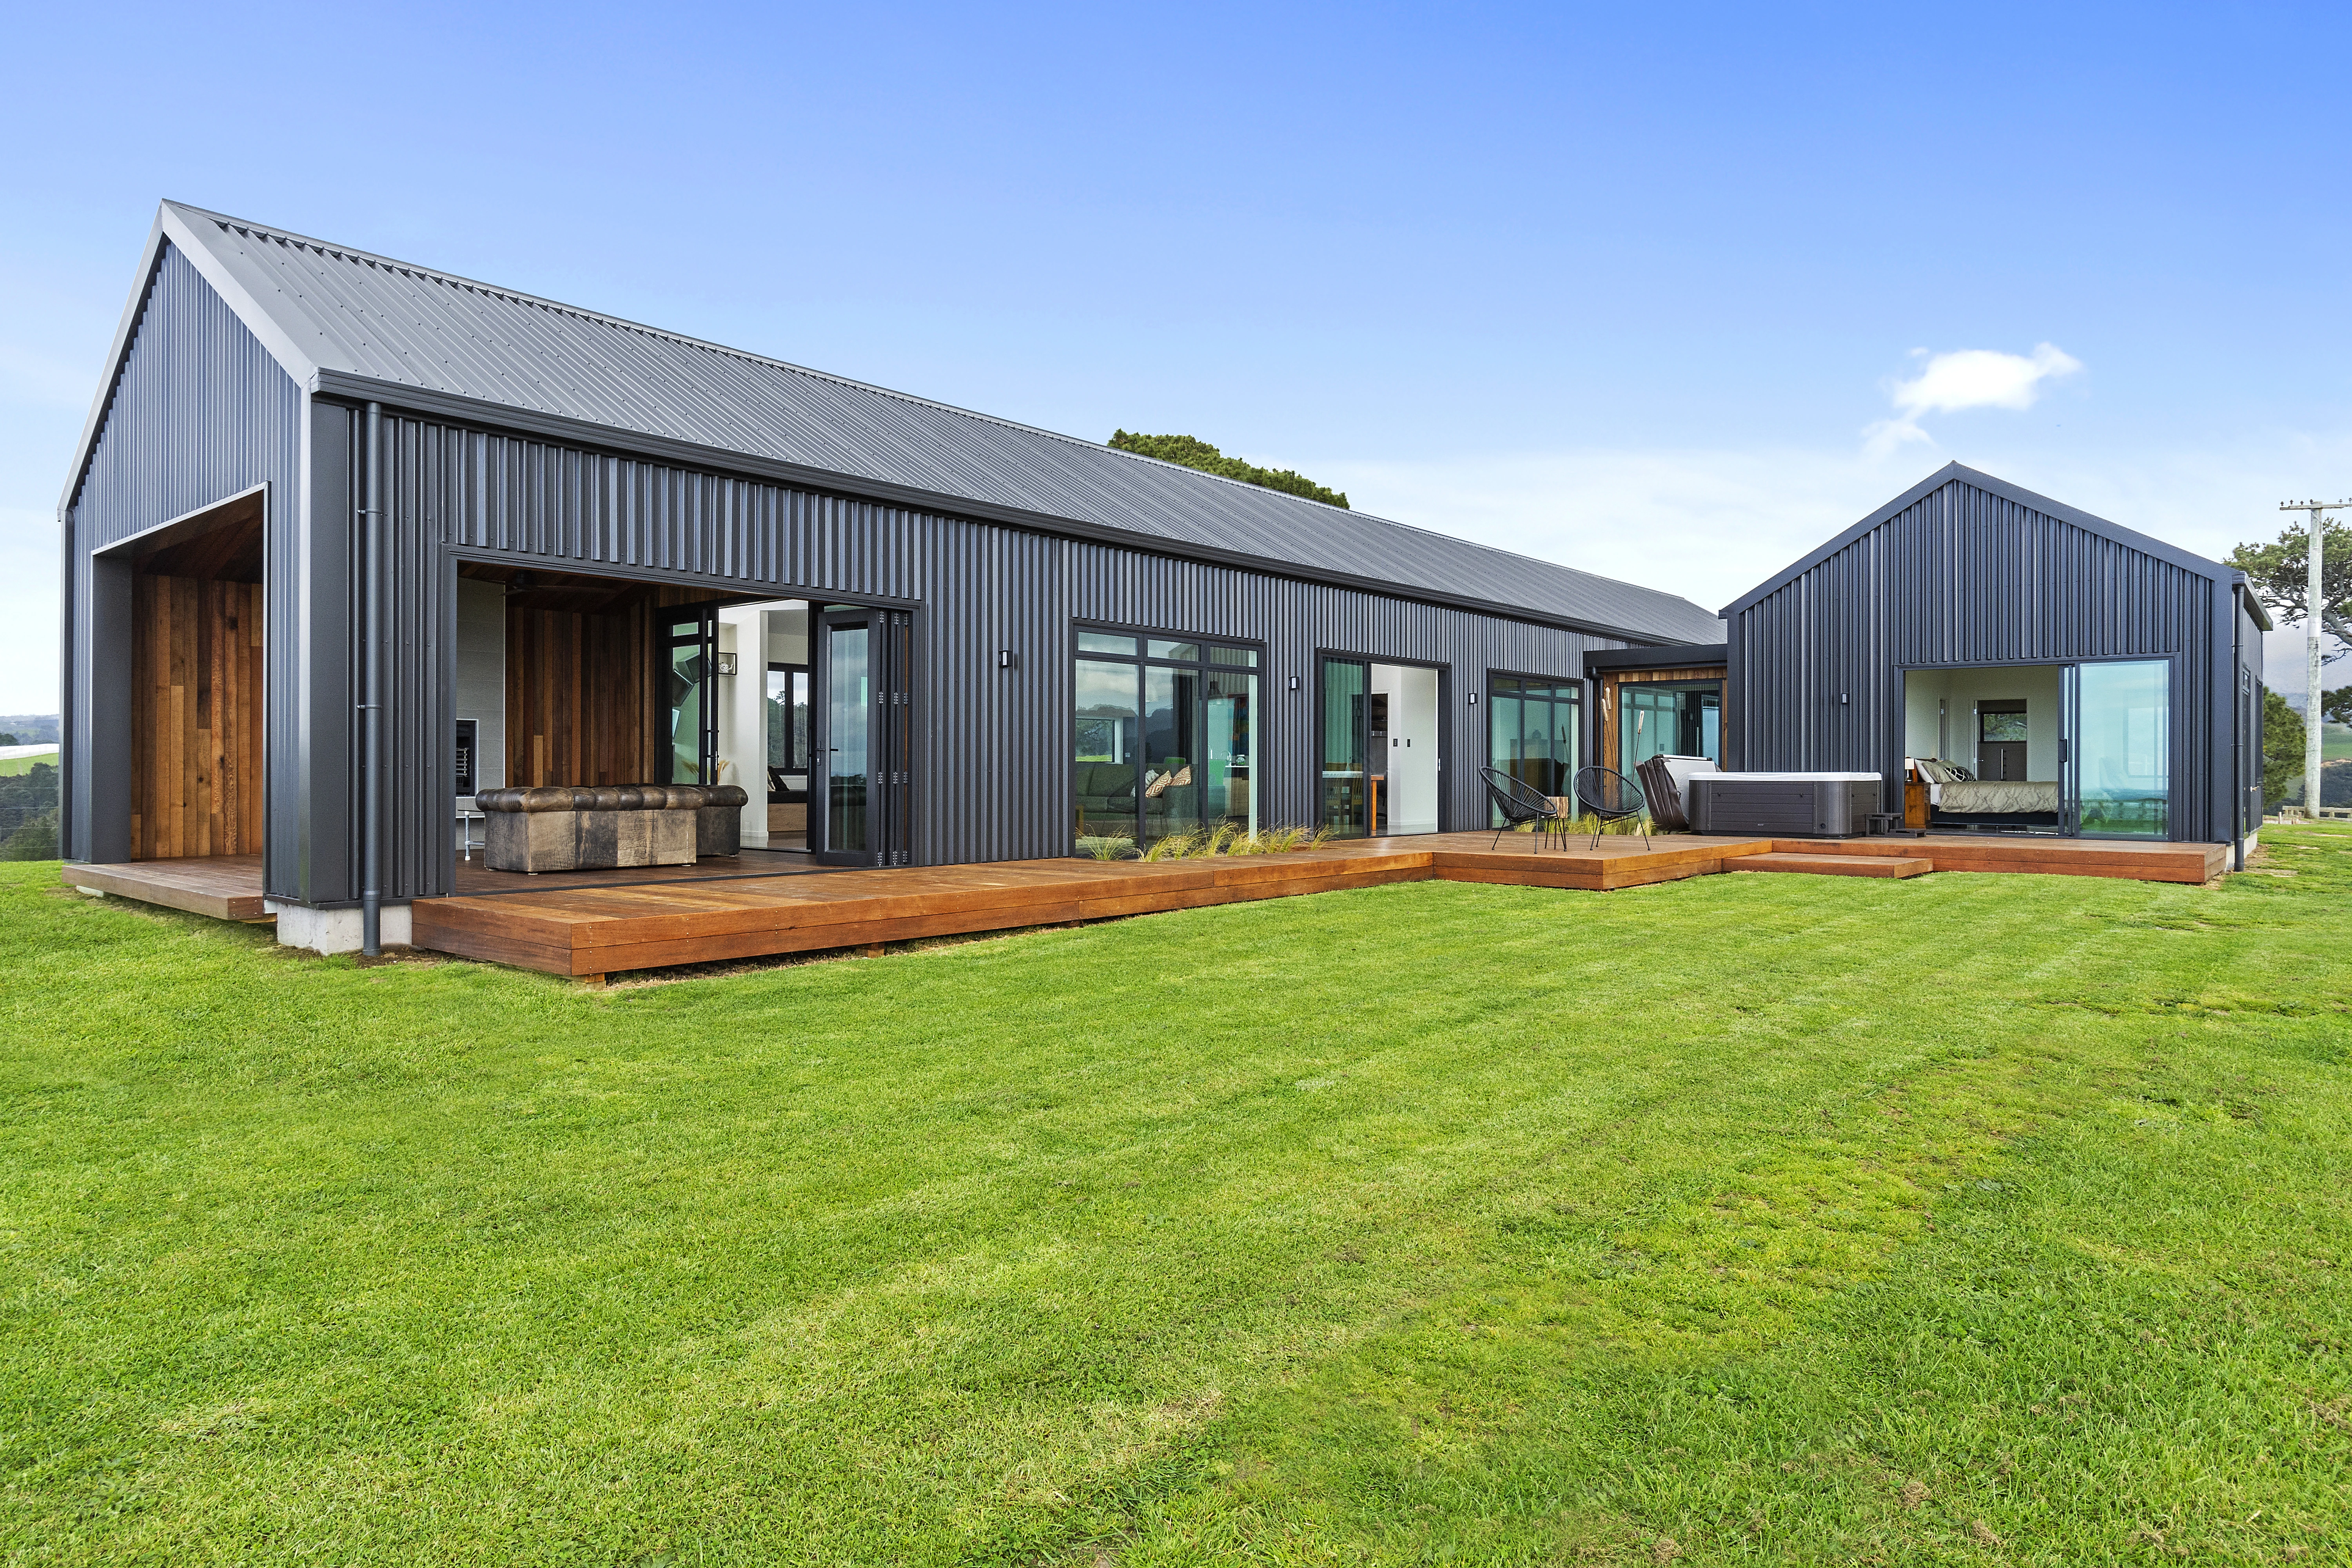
[474,784,750,873]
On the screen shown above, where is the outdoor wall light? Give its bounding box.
[1468,691,1477,705]
[715,653,738,677]
[1288,675,1301,691]
[998,649,1013,669]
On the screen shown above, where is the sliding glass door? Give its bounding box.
[2069,659,2169,838]
[1320,656,1441,838]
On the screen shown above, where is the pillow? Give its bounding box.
[1915,757,1953,784]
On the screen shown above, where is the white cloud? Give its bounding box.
[1864,343,2083,454]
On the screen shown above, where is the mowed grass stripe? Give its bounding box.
[0,829,2347,1565]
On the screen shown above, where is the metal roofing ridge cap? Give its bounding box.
[1716,461,2232,619]
[165,201,1716,626]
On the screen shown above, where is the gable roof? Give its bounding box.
[1719,462,2238,619]
[64,200,1723,646]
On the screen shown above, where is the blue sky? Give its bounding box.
[4,1,2348,713]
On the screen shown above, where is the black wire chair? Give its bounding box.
[1480,766,1571,851]
[1572,765,1650,851]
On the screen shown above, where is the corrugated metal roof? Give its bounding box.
[132,200,1723,642]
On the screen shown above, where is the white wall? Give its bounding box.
[1902,664,2065,779]
[714,600,812,848]
[1371,663,1439,834]
[453,579,505,794]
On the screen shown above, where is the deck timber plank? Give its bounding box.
[1735,852,1933,878]
[60,858,271,922]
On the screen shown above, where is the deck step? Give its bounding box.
[1734,851,1931,879]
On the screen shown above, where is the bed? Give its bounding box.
[1912,759,2059,827]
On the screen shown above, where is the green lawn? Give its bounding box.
[0,751,58,778]
[2,833,2348,1566]
[2325,721,2352,762]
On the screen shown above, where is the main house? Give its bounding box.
[57,203,2266,956]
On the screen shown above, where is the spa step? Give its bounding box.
[1733,851,1932,879]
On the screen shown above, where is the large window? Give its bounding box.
[1488,675,1581,824]
[1074,630,1259,849]
[1619,678,1720,776]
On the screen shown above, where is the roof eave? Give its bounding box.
[311,367,1715,647]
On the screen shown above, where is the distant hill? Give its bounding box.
[1108,432,1349,509]
[0,715,59,745]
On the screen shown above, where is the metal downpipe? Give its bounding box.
[361,401,383,956]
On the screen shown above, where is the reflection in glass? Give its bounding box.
[828,625,869,854]
[1321,658,1369,837]
[1077,630,1138,656]
[1147,639,1200,662]
[1143,666,1201,840]
[1073,659,1142,842]
[1489,677,1581,823]
[2077,660,2168,837]
[1619,680,1721,775]
[1204,669,1258,836]
[666,617,707,784]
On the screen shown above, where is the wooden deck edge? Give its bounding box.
[60,863,271,922]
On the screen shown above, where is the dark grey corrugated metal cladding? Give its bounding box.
[61,239,301,868]
[1722,464,2245,842]
[60,201,1718,909]
[349,412,1623,893]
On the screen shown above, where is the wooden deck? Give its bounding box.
[60,854,272,921]
[63,829,2231,981]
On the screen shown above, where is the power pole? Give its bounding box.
[2279,497,2349,819]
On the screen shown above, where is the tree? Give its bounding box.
[1108,430,1349,509]
[2326,686,2352,727]
[2262,688,2306,808]
[2227,518,2352,654]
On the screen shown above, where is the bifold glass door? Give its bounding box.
[662,608,719,784]
[815,607,911,866]
[2067,660,2169,838]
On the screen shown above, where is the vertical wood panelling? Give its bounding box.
[129,573,264,858]
[503,604,655,786]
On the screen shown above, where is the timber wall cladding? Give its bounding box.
[505,604,655,786]
[131,573,264,857]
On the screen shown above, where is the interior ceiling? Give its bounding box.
[457,561,757,616]
[133,491,264,582]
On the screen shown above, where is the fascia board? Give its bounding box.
[158,201,322,387]
[312,368,1706,648]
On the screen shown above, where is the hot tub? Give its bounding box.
[1686,772,1882,838]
